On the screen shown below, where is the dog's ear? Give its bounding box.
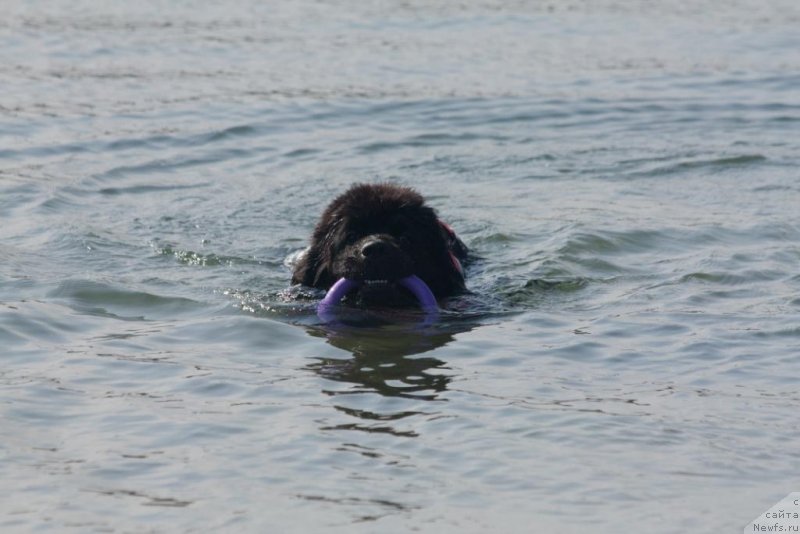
[292,198,347,289]
[291,247,314,286]
[291,245,335,288]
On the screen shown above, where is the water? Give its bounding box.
[2,1,800,532]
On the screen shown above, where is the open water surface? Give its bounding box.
[2,1,800,532]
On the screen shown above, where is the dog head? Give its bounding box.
[292,183,467,306]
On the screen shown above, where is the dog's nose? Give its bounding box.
[360,239,389,258]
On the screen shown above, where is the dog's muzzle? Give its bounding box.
[318,275,437,313]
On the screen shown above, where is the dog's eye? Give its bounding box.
[389,221,407,236]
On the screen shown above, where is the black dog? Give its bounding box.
[292,183,467,307]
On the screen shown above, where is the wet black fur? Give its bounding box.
[292,183,467,301]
